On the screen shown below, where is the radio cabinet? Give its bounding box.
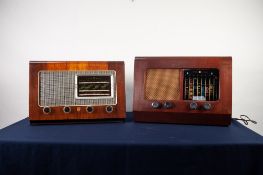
[133,57,232,126]
[29,61,126,123]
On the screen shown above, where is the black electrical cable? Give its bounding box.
[233,115,257,125]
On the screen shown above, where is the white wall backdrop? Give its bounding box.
[0,0,263,134]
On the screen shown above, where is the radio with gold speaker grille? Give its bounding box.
[133,57,232,126]
[29,61,125,123]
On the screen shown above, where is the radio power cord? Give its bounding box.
[233,115,257,125]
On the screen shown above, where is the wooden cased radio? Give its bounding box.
[133,57,232,126]
[29,61,126,123]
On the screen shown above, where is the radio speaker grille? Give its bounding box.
[145,69,180,100]
[39,70,116,107]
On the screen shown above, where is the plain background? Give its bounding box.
[0,0,263,135]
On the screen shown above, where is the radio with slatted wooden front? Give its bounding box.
[133,57,232,126]
[29,61,125,123]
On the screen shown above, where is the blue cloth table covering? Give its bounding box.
[0,112,263,175]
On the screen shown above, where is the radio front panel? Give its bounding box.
[133,57,232,126]
[144,68,219,102]
[39,70,116,107]
[29,61,125,123]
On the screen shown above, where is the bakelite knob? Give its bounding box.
[63,106,71,113]
[86,106,94,113]
[189,102,198,110]
[151,101,162,109]
[203,103,212,110]
[163,102,173,109]
[106,105,113,113]
[43,107,51,114]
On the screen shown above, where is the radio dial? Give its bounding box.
[63,106,71,113]
[164,102,173,109]
[43,107,51,114]
[189,102,198,110]
[203,103,212,110]
[151,101,162,109]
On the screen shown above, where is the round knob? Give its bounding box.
[203,103,212,110]
[105,105,113,113]
[163,102,174,109]
[43,107,51,114]
[189,102,198,110]
[86,106,94,113]
[151,101,162,109]
[63,106,71,113]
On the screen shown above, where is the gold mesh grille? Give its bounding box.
[145,69,180,100]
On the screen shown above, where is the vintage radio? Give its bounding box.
[29,61,126,123]
[133,57,232,126]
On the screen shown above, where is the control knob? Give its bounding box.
[63,106,71,113]
[106,105,113,113]
[163,102,173,109]
[151,101,162,109]
[203,103,212,110]
[43,106,51,114]
[86,106,94,113]
[189,102,198,110]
